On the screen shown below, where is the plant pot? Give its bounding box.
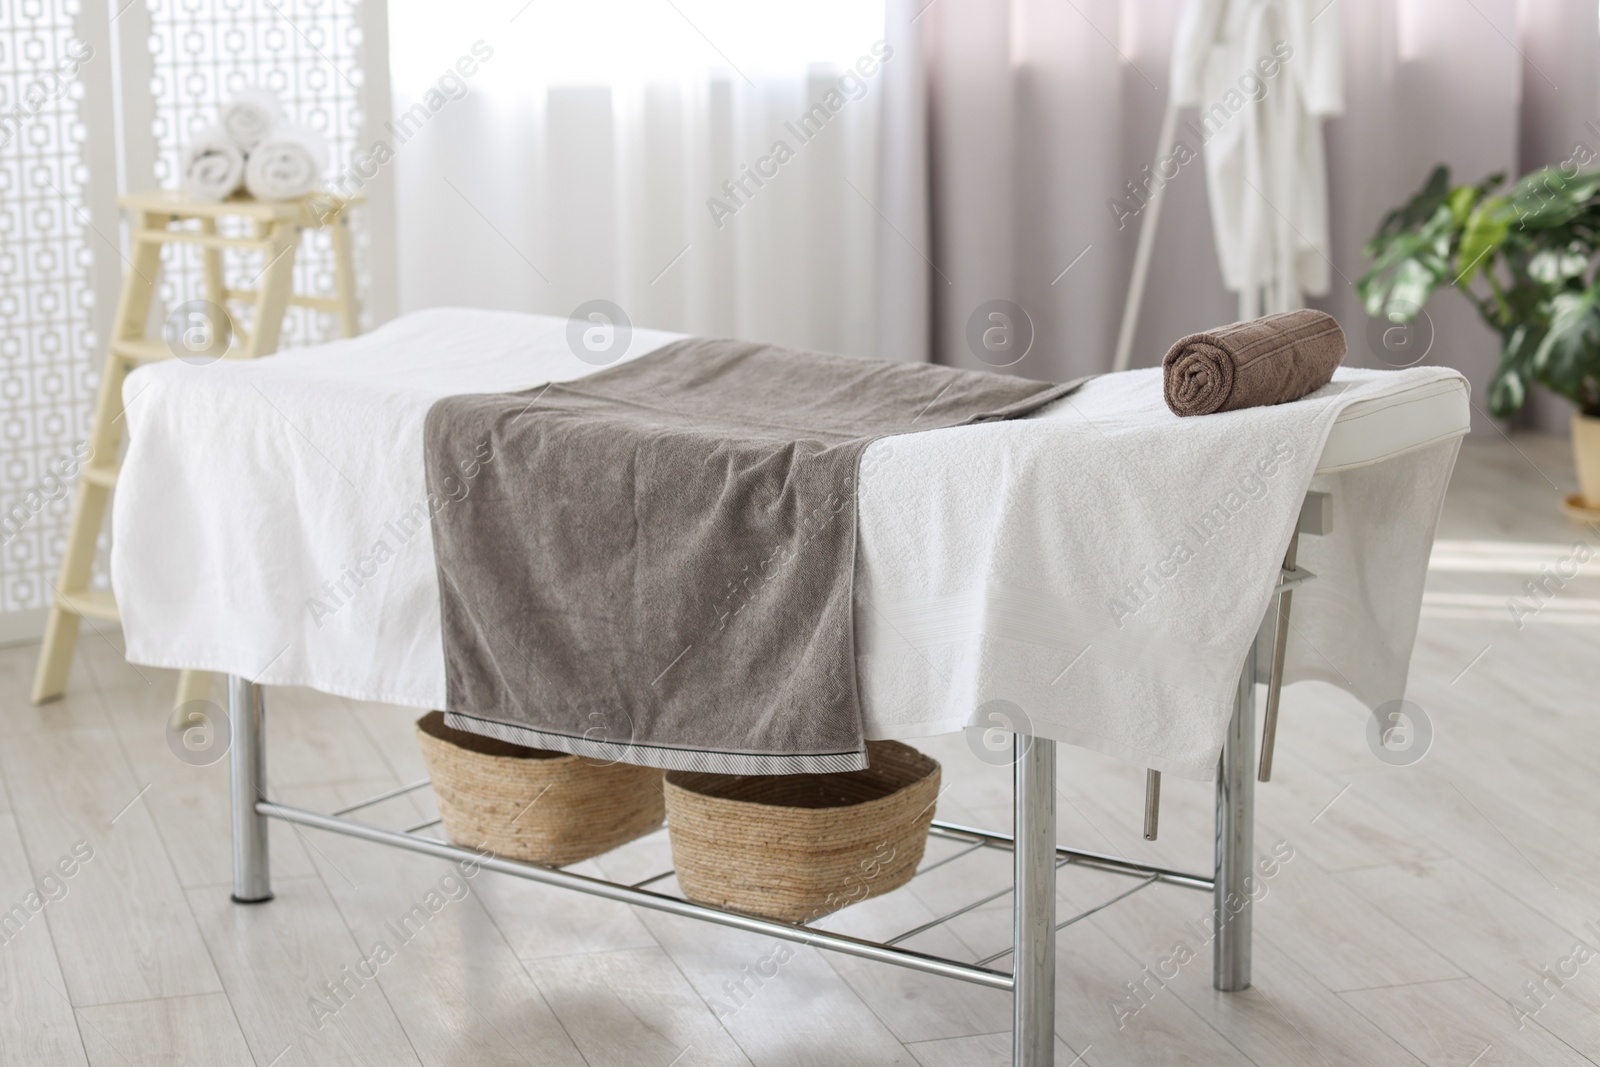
[1574,412,1600,510]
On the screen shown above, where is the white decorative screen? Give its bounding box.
[0,0,390,633]
[0,1,99,616]
[144,0,370,345]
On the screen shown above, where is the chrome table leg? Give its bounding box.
[1013,735,1057,1066]
[228,675,273,904]
[1143,769,1161,841]
[1213,643,1255,990]
[1258,529,1299,782]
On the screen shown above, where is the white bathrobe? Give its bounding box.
[1170,0,1343,318]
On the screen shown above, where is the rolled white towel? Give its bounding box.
[219,87,284,152]
[243,124,330,201]
[181,127,245,201]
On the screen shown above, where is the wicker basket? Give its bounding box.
[414,712,664,866]
[663,741,940,922]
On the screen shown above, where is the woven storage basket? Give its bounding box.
[664,741,940,922]
[414,712,664,866]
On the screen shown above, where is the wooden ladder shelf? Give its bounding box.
[31,189,361,709]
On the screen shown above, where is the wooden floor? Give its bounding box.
[2,432,1598,1066]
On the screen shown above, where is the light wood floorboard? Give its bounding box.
[76,993,255,1067]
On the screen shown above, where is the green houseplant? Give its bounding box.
[1356,164,1600,511]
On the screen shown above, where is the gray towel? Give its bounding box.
[424,336,1086,774]
[1162,309,1346,417]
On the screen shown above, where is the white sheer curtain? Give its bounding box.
[386,0,887,357]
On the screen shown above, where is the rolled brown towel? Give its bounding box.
[1162,309,1346,417]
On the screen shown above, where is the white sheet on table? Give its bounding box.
[852,369,1462,777]
[112,308,1464,779]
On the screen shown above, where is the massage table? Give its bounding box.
[109,309,1470,1067]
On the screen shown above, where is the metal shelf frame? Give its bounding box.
[223,639,1264,1067]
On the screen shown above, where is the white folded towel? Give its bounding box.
[243,124,330,201]
[180,127,245,201]
[219,88,283,152]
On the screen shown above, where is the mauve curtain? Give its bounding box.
[878,0,1600,430]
